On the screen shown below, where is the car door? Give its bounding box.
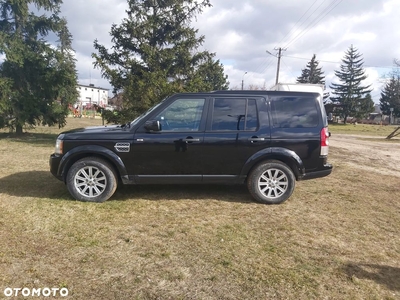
[131,97,207,184]
[202,97,271,183]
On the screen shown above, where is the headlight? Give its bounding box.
[54,134,65,155]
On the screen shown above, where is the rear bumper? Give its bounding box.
[300,163,333,180]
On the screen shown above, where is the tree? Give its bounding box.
[297,54,325,85]
[379,75,400,118]
[247,82,267,90]
[93,0,229,123]
[356,93,374,120]
[0,0,78,134]
[0,77,13,129]
[297,54,329,102]
[330,45,373,123]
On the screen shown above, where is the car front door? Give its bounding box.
[130,97,207,184]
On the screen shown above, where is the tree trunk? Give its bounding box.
[343,114,348,124]
[15,124,23,135]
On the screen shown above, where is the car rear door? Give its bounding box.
[202,96,271,183]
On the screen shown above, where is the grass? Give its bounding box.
[0,118,399,299]
[329,123,400,137]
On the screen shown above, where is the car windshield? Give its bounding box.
[129,97,168,127]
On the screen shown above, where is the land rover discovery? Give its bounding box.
[49,90,332,204]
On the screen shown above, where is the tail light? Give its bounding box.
[320,127,329,156]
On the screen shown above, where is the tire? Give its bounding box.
[66,157,117,203]
[247,160,295,204]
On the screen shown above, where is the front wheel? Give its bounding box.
[247,161,295,204]
[66,157,117,203]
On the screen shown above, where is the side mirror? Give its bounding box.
[144,120,161,132]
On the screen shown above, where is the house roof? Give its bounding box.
[77,83,109,91]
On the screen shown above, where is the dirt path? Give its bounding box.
[330,134,400,178]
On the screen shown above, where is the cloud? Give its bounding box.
[60,0,128,91]
[54,0,400,103]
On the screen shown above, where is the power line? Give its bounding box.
[284,55,397,69]
[253,1,341,76]
[284,55,339,64]
[254,0,320,75]
[281,59,297,80]
[266,48,287,84]
[276,0,319,47]
[253,55,275,75]
[281,0,330,47]
[283,0,344,49]
[255,1,342,76]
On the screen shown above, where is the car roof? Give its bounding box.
[170,90,321,98]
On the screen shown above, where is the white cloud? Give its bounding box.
[53,0,400,102]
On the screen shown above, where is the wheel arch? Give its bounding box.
[240,147,305,181]
[58,145,128,183]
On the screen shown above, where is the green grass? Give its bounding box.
[0,118,399,299]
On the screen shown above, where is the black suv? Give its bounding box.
[50,91,332,204]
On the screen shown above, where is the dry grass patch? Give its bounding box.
[0,119,399,299]
[329,123,400,137]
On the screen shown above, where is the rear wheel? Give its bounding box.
[66,157,117,203]
[247,161,295,204]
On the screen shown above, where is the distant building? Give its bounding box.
[373,104,381,114]
[77,84,109,107]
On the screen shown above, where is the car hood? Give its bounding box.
[61,125,131,139]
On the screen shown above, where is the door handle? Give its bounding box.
[183,138,200,142]
[248,137,265,142]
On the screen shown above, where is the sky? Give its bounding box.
[59,0,400,103]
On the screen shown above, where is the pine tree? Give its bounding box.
[297,54,325,85]
[330,45,373,123]
[297,54,329,102]
[379,76,400,118]
[358,93,375,120]
[92,0,229,123]
[0,0,78,134]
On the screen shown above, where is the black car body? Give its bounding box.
[50,90,332,204]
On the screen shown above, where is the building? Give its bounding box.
[77,84,109,108]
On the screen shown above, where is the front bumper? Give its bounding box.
[49,154,63,181]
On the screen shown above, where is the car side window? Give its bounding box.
[211,98,259,131]
[154,98,205,132]
[271,96,319,128]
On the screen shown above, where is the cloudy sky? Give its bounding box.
[59,0,400,103]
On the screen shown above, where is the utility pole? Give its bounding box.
[267,48,286,85]
[241,71,247,90]
[275,47,283,85]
